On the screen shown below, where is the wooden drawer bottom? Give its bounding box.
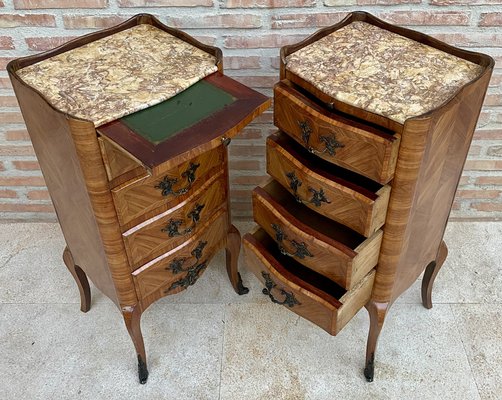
[243,228,375,335]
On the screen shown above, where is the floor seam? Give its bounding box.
[450,303,482,399]
[217,304,227,400]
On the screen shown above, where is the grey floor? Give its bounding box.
[0,220,500,400]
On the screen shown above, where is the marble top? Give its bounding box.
[17,24,218,127]
[285,21,483,124]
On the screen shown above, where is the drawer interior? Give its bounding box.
[259,179,366,251]
[271,132,383,198]
[252,228,347,302]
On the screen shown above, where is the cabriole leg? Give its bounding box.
[421,240,448,309]
[225,224,249,295]
[123,305,148,384]
[364,300,389,382]
[62,246,91,313]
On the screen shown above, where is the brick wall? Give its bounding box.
[0,0,501,221]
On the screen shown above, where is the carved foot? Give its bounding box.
[422,240,448,309]
[62,246,91,313]
[137,355,149,384]
[226,224,249,295]
[364,301,389,382]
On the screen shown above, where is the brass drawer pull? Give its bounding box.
[285,171,331,207]
[298,120,344,156]
[161,203,205,237]
[271,223,313,259]
[155,162,200,197]
[261,271,301,308]
[165,241,208,292]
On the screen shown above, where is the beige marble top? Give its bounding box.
[17,24,218,127]
[285,21,483,124]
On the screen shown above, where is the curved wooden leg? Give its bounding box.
[62,246,91,313]
[225,224,249,295]
[123,305,148,384]
[421,240,448,309]
[364,300,389,382]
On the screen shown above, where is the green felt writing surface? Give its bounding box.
[120,80,236,144]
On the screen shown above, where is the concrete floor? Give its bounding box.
[0,220,500,400]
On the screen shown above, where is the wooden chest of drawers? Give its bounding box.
[243,11,493,382]
[8,14,270,384]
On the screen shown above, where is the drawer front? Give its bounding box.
[123,172,227,269]
[112,146,225,228]
[267,134,391,237]
[243,228,375,335]
[274,81,400,184]
[253,184,382,290]
[98,136,145,187]
[133,209,228,301]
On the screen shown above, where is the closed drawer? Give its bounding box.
[133,209,228,302]
[267,133,391,237]
[123,171,227,269]
[243,228,375,335]
[112,146,225,228]
[98,136,146,188]
[253,180,382,290]
[274,81,400,184]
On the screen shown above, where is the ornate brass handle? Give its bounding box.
[285,171,331,207]
[161,203,205,237]
[155,162,200,197]
[271,223,313,259]
[165,241,208,293]
[297,120,344,156]
[261,271,300,308]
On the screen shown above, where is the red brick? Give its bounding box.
[0,36,14,49]
[456,190,500,199]
[12,160,40,170]
[0,96,18,107]
[229,160,261,170]
[357,0,421,4]
[169,14,261,28]
[27,190,50,200]
[489,74,502,87]
[432,33,502,47]
[233,75,276,88]
[14,0,107,8]
[379,11,470,26]
[118,0,213,6]
[25,36,77,51]
[231,201,252,211]
[471,202,502,212]
[459,176,470,185]
[0,190,18,199]
[237,127,263,139]
[230,189,252,198]
[0,78,11,89]
[484,94,502,106]
[0,57,14,68]
[229,144,266,157]
[231,175,268,185]
[468,145,481,156]
[479,12,502,26]
[475,176,502,185]
[63,15,129,29]
[0,203,54,213]
[223,0,315,7]
[0,13,55,27]
[224,34,306,49]
[0,146,35,156]
[224,56,260,70]
[5,130,30,141]
[272,12,345,29]
[431,0,502,4]
[252,111,273,124]
[0,112,25,123]
[464,160,502,170]
[0,176,46,186]
[0,161,4,171]
[192,35,217,45]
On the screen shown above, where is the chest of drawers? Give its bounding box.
[8,14,270,384]
[243,11,493,381]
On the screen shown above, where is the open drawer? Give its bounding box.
[243,228,375,336]
[253,179,382,290]
[267,132,391,237]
